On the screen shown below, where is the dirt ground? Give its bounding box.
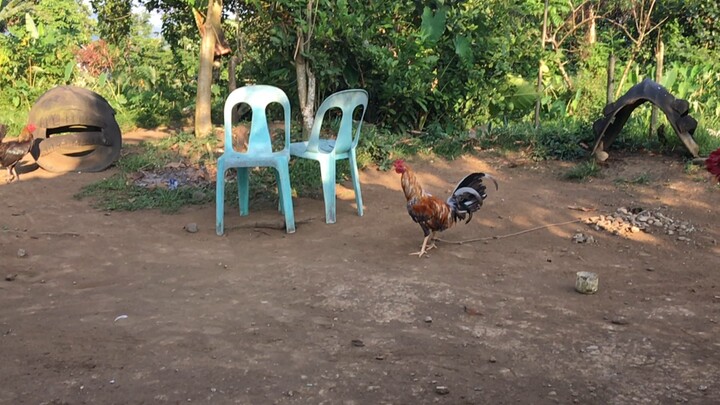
[1,130,719,404]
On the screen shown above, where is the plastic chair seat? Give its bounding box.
[290,140,350,158]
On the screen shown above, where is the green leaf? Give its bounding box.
[420,6,447,43]
[25,13,39,39]
[662,68,678,91]
[99,72,108,87]
[454,35,473,64]
[63,61,74,82]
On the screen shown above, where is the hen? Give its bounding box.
[706,147,720,182]
[393,159,498,257]
[0,123,36,182]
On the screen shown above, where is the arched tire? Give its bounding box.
[28,86,122,173]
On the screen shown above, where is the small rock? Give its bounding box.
[677,236,691,242]
[435,386,450,395]
[5,274,17,282]
[351,339,365,347]
[548,391,557,396]
[184,223,199,233]
[424,316,433,323]
[611,317,629,325]
[488,356,497,363]
[575,271,599,294]
[17,249,27,258]
[699,385,708,392]
[646,267,655,272]
[375,354,385,360]
[630,226,640,233]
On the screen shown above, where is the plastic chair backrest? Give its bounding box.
[305,89,368,154]
[224,85,291,156]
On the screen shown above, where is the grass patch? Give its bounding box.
[75,174,213,213]
[564,160,601,181]
[75,132,217,213]
[614,172,652,186]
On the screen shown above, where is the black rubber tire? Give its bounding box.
[28,86,122,173]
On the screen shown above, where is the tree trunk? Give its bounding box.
[649,34,664,138]
[294,2,317,137]
[615,51,637,99]
[606,53,616,105]
[295,48,316,136]
[194,0,222,138]
[534,0,549,129]
[586,5,596,44]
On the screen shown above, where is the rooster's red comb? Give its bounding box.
[26,123,37,132]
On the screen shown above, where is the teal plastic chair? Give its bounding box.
[289,89,368,224]
[216,85,295,235]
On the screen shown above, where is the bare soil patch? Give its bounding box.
[1,131,719,404]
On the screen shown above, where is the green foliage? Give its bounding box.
[522,121,594,161]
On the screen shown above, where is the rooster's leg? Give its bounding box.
[426,231,438,250]
[409,233,437,258]
[9,164,19,182]
[6,166,15,182]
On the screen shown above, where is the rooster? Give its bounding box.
[0,123,36,182]
[393,159,498,257]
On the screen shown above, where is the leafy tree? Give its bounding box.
[90,0,133,45]
[0,0,33,32]
[144,0,227,137]
[0,0,93,107]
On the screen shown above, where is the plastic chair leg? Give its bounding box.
[275,164,295,233]
[215,161,226,235]
[274,170,283,213]
[237,167,250,216]
[349,149,363,217]
[319,158,337,224]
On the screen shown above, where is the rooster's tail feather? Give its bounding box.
[448,173,497,223]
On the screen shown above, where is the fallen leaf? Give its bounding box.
[567,205,595,212]
[463,305,483,316]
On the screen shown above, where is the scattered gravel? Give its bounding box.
[583,206,697,240]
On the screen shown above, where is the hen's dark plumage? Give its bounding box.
[0,123,36,182]
[394,159,498,257]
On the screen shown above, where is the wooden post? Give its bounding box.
[606,53,616,105]
[649,33,664,138]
